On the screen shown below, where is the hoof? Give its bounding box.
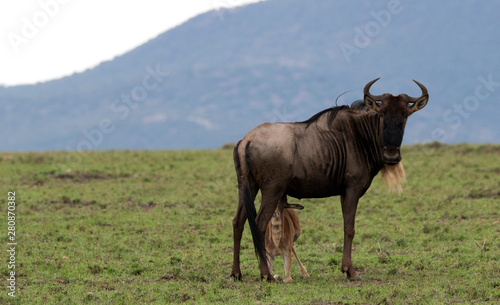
[261,275,277,283]
[273,274,283,281]
[230,273,242,281]
[283,277,293,284]
[342,266,360,281]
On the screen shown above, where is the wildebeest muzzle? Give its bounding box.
[383,146,402,164]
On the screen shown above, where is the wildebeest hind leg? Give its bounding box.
[255,190,283,282]
[231,165,259,280]
[231,198,246,280]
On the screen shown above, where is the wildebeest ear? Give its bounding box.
[407,80,429,114]
[408,95,429,114]
[363,94,382,112]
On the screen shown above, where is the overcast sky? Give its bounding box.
[0,0,263,86]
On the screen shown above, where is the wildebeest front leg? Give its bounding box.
[340,191,361,280]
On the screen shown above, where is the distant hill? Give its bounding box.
[1,0,499,151]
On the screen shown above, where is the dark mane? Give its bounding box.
[302,105,350,128]
[301,101,369,128]
[306,102,370,129]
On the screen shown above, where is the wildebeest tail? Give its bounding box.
[240,142,267,265]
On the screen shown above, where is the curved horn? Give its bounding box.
[363,77,384,101]
[407,80,428,103]
[363,78,383,112]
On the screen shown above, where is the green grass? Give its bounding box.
[0,144,499,304]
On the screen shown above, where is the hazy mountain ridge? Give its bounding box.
[2,0,499,151]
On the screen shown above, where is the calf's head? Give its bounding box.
[363,78,429,164]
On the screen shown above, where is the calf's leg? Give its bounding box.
[283,250,293,283]
[292,245,309,277]
[266,252,275,276]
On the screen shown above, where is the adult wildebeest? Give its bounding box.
[231,78,428,282]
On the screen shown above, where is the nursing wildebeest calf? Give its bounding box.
[265,205,309,283]
[231,78,429,282]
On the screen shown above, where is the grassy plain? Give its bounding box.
[0,144,499,304]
